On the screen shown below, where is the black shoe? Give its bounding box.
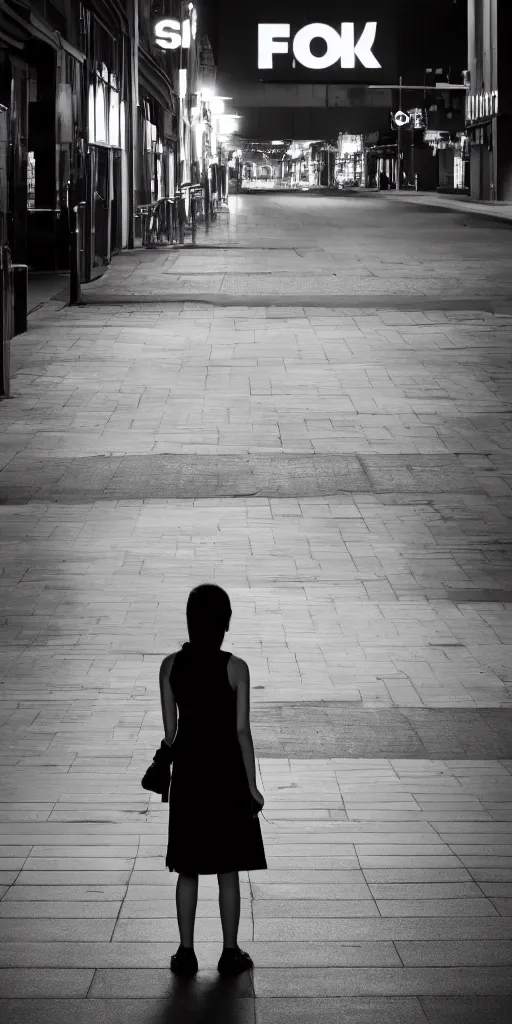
[170,944,198,977]
[217,944,254,976]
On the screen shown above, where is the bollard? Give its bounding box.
[204,176,210,230]
[177,194,186,244]
[68,203,82,304]
[12,264,28,336]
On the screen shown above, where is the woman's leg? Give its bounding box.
[176,873,199,948]
[217,870,240,948]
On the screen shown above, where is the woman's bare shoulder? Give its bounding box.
[227,653,249,689]
[229,653,249,673]
[159,652,178,678]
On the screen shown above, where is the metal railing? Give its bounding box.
[139,197,178,247]
[138,182,229,248]
[138,187,203,247]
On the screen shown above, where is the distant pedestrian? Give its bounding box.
[379,171,390,190]
[159,584,267,978]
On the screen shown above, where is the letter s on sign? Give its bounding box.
[154,19,181,50]
[258,24,290,70]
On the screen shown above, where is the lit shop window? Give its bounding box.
[109,89,120,148]
[27,151,35,209]
[95,79,107,143]
[88,83,95,141]
[88,76,121,147]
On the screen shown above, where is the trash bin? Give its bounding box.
[12,264,28,337]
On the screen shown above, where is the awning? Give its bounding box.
[0,2,85,61]
[138,47,176,116]
[0,0,31,49]
[29,12,85,61]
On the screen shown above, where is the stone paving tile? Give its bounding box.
[87,967,254,998]
[251,900,380,918]
[252,965,512,996]
[255,996,430,1024]
[0,968,94,997]
[375,898,498,917]
[395,939,512,966]
[0,920,116,941]
[0,902,120,918]
[0,999,256,1024]
[253,908,512,940]
[419,995,512,1023]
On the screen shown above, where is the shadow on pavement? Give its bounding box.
[149,972,255,1024]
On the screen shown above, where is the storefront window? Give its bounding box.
[95,80,107,143]
[27,152,35,209]
[109,89,120,147]
[88,82,95,142]
[453,154,464,190]
[120,100,126,150]
[337,134,363,186]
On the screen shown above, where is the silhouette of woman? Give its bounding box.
[159,584,267,978]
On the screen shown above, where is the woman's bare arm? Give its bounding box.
[233,657,258,791]
[159,654,178,748]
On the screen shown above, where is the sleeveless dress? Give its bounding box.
[165,642,267,875]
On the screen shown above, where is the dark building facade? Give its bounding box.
[466,0,512,200]
[137,0,178,211]
[0,1,135,278]
[0,0,214,291]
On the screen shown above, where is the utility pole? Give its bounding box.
[410,113,415,189]
[128,0,138,250]
[397,75,402,189]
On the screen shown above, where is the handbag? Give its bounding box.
[141,739,174,802]
[248,793,263,818]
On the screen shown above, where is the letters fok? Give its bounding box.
[258,22,381,70]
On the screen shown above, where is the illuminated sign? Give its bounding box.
[258,21,381,70]
[154,18,193,50]
[393,110,409,126]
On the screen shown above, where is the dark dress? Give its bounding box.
[165,642,267,875]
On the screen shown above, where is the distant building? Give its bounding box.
[466,0,512,201]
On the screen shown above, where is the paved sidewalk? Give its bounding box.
[1,758,511,1023]
[1,193,512,1021]
[80,191,512,304]
[374,190,512,223]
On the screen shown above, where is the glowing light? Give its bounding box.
[154,18,181,50]
[258,21,381,70]
[179,69,187,99]
[210,97,225,115]
[216,114,241,134]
